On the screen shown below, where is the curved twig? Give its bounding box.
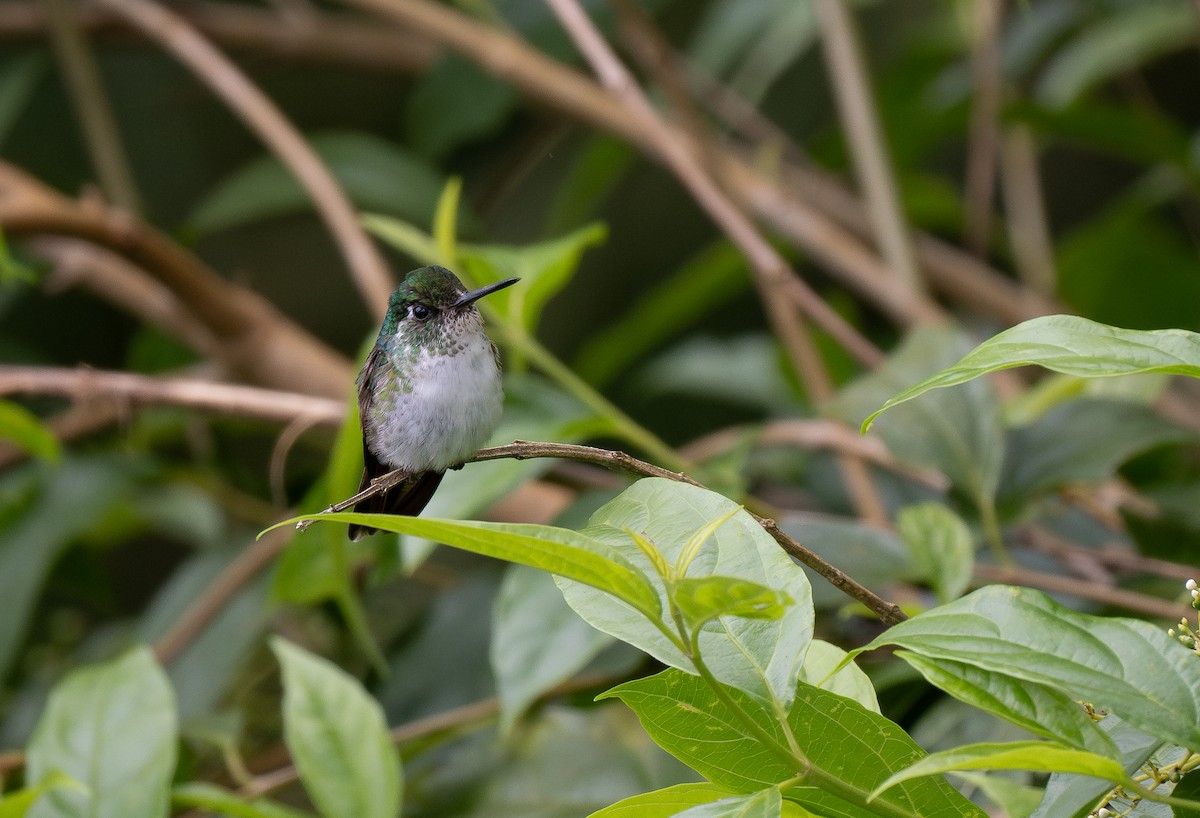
[90,0,395,316]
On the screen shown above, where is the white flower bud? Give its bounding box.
[1187,578,1197,591]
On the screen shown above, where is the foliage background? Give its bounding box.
[1,0,1199,815]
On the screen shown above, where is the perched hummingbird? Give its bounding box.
[349,266,518,540]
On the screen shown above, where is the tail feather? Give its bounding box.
[348,448,445,540]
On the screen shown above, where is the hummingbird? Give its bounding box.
[349,266,518,541]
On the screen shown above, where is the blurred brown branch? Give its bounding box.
[0,365,345,425]
[0,0,439,72]
[90,0,395,317]
[0,162,352,397]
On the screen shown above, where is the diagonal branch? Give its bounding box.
[306,439,908,626]
[90,0,395,316]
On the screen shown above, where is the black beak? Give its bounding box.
[453,277,519,308]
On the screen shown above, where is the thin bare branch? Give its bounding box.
[814,0,923,298]
[0,0,440,72]
[0,365,345,425]
[1000,123,1057,295]
[91,0,395,316]
[962,0,1004,257]
[973,563,1192,621]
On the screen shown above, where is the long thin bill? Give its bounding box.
[453,277,519,308]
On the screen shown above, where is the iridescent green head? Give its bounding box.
[380,266,517,336]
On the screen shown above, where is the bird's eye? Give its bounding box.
[410,304,432,321]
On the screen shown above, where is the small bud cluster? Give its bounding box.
[1166,579,1200,655]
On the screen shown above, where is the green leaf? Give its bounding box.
[491,564,614,733]
[574,240,749,387]
[798,640,879,714]
[0,456,136,679]
[1037,4,1198,106]
[862,316,1200,431]
[871,741,1126,801]
[999,399,1194,504]
[171,782,315,818]
[544,135,636,236]
[634,335,795,413]
[896,652,1116,757]
[188,132,447,235]
[837,326,1003,517]
[674,505,742,578]
[271,638,402,818]
[1057,210,1200,333]
[671,576,792,631]
[560,479,813,710]
[0,400,59,463]
[25,646,177,818]
[459,223,608,334]
[896,503,974,604]
[1032,714,1163,818]
[0,772,83,818]
[405,54,517,160]
[859,585,1200,750]
[601,668,984,818]
[588,783,819,818]
[271,513,661,620]
[361,213,440,267]
[675,787,782,818]
[1172,769,1200,818]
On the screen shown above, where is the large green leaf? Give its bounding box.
[26,647,177,818]
[271,638,402,818]
[405,54,517,160]
[835,326,1003,516]
[797,640,879,714]
[589,783,817,818]
[601,669,984,818]
[858,586,1200,750]
[872,741,1127,801]
[187,131,447,235]
[492,564,614,733]
[272,513,661,620]
[896,503,974,604]
[1031,714,1162,818]
[862,317,1200,431]
[674,787,782,818]
[1058,210,1200,333]
[999,399,1195,504]
[897,652,1115,757]
[459,223,607,335]
[171,783,315,818]
[559,479,813,710]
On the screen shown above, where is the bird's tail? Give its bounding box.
[348,469,445,541]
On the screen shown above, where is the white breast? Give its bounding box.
[372,335,503,472]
